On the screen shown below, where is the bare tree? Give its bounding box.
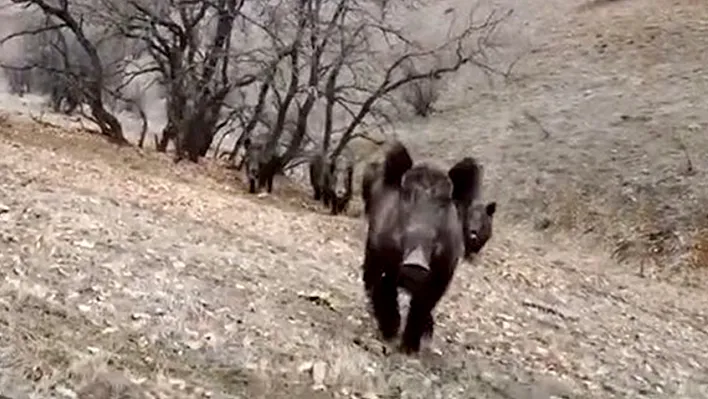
[326,3,513,163]
[399,59,441,117]
[231,0,514,190]
[1,0,513,189]
[249,0,514,189]
[100,0,266,161]
[3,0,128,144]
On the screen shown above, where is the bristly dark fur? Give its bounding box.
[448,157,482,205]
[326,154,354,215]
[361,161,381,216]
[362,140,477,354]
[461,200,496,258]
[243,137,274,194]
[309,152,354,215]
[447,156,496,258]
[309,152,327,202]
[382,142,413,187]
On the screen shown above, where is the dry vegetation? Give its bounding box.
[1,0,708,398]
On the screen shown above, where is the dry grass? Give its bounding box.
[689,229,708,269]
[1,108,708,398]
[393,0,708,281]
[0,0,708,397]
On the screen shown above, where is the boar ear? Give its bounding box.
[382,141,413,187]
[243,137,251,149]
[448,157,482,204]
[485,201,497,216]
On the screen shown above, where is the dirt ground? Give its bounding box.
[1,0,708,398]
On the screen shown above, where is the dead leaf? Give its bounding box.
[131,312,151,321]
[298,361,314,373]
[297,290,336,311]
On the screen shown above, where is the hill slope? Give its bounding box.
[398,0,708,277]
[1,115,707,398]
[1,0,708,397]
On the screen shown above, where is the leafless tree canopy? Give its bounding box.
[1,0,513,177]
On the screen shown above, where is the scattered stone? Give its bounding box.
[168,378,187,390]
[101,326,119,335]
[534,217,552,231]
[73,239,95,249]
[54,385,77,399]
[77,371,147,399]
[298,361,314,373]
[312,361,327,391]
[131,312,151,321]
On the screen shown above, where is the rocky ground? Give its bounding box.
[1,0,708,398]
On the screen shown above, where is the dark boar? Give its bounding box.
[309,152,354,215]
[361,141,483,353]
[325,154,354,215]
[460,200,496,258]
[447,157,496,258]
[308,152,327,202]
[243,137,274,194]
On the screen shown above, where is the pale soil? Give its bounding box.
[1,0,708,398]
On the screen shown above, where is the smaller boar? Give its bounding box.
[446,156,496,258]
[243,137,275,194]
[325,154,354,215]
[309,152,354,215]
[460,201,496,258]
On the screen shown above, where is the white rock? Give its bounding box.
[54,385,77,399]
[312,361,327,390]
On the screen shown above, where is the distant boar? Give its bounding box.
[326,154,354,215]
[361,141,489,353]
[361,160,382,216]
[308,152,327,202]
[309,152,354,215]
[243,137,275,194]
